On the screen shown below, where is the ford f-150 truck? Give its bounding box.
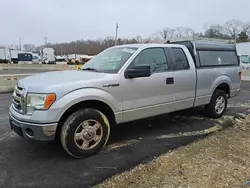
[9,41,241,158]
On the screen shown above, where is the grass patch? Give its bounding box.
[96,115,250,188]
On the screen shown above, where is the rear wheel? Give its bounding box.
[60,108,110,158]
[205,89,227,118]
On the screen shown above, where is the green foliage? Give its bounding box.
[237,31,249,42]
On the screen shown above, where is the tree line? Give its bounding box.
[14,19,250,55]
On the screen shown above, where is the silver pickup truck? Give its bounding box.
[9,41,241,158]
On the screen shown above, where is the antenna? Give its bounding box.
[114,23,119,46]
[44,37,48,45]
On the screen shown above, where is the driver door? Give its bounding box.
[120,47,175,123]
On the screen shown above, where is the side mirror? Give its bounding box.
[125,64,151,79]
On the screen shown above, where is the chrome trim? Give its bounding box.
[12,85,26,114]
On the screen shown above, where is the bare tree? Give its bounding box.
[204,24,225,39]
[8,45,19,50]
[211,24,224,36]
[143,37,151,43]
[183,27,194,36]
[148,33,163,43]
[175,27,185,38]
[135,36,143,43]
[23,44,36,52]
[174,27,194,38]
[224,19,242,39]
[160,28,172,40]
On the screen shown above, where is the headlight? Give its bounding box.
[26,93,56,115]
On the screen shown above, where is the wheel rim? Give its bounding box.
[74,119,103,150]
[215,96,226,115]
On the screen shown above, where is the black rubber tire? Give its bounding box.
[60,108,110,158]
[205,89,228,118]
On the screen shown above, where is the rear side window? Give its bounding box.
[198,51,239,67]
[170,48,189,70]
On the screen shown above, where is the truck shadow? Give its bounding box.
[108,106,211,144]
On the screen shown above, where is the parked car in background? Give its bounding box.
[55,55,68,65]
[239,55,250,70]
[236,42,250,70]
[10,41,241,158]
[17,52,33,64]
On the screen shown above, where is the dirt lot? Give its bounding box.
[96,113,250,188]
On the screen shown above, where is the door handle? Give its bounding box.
[166,77,174,85]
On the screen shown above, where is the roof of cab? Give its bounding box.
[111,43,185,49]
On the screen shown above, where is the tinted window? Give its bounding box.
[198,51,239,66]
[132,48,168,73]
[18,53,32,61]
[170,48,189,70]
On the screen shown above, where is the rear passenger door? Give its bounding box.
[168,47,196,109]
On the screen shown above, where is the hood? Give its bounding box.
[18,70,113,95]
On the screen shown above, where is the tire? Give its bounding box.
[60,108,110,158]
[205,89,227,118]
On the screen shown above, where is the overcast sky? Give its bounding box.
[1,0,250,46]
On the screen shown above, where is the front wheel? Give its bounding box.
[205,89,228,118]
[60,109,110,158]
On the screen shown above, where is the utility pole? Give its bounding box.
[19,37,22,50]
[44,36,48,46]
[75,42,78,54]
[60,45,63,55]
[114,23,119,46]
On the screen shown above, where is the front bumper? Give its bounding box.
[9,113,58,141]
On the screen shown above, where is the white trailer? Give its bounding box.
[0,48,11,63]
[236,42,250,56]
[10,49,24,63]
[42,48,55,64]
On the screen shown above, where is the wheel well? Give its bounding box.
[216,83,230,97]
[55,100,116,140]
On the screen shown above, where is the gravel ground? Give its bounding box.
[96,113,250,188]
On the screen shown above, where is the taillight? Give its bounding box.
[239,71,242,80]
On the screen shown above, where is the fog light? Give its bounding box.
[25,128,34,137]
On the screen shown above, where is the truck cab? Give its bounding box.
[18,52,33,64]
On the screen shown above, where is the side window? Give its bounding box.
[170,48,189,70]
[198,51,239,66]
[132,48,168,73]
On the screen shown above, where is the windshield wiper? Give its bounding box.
[82,68,99,72]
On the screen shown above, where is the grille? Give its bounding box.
[12,86,25,113]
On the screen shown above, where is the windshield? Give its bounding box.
[240,55,250,64]
[18,53,32,61]
[82,47,138,73]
